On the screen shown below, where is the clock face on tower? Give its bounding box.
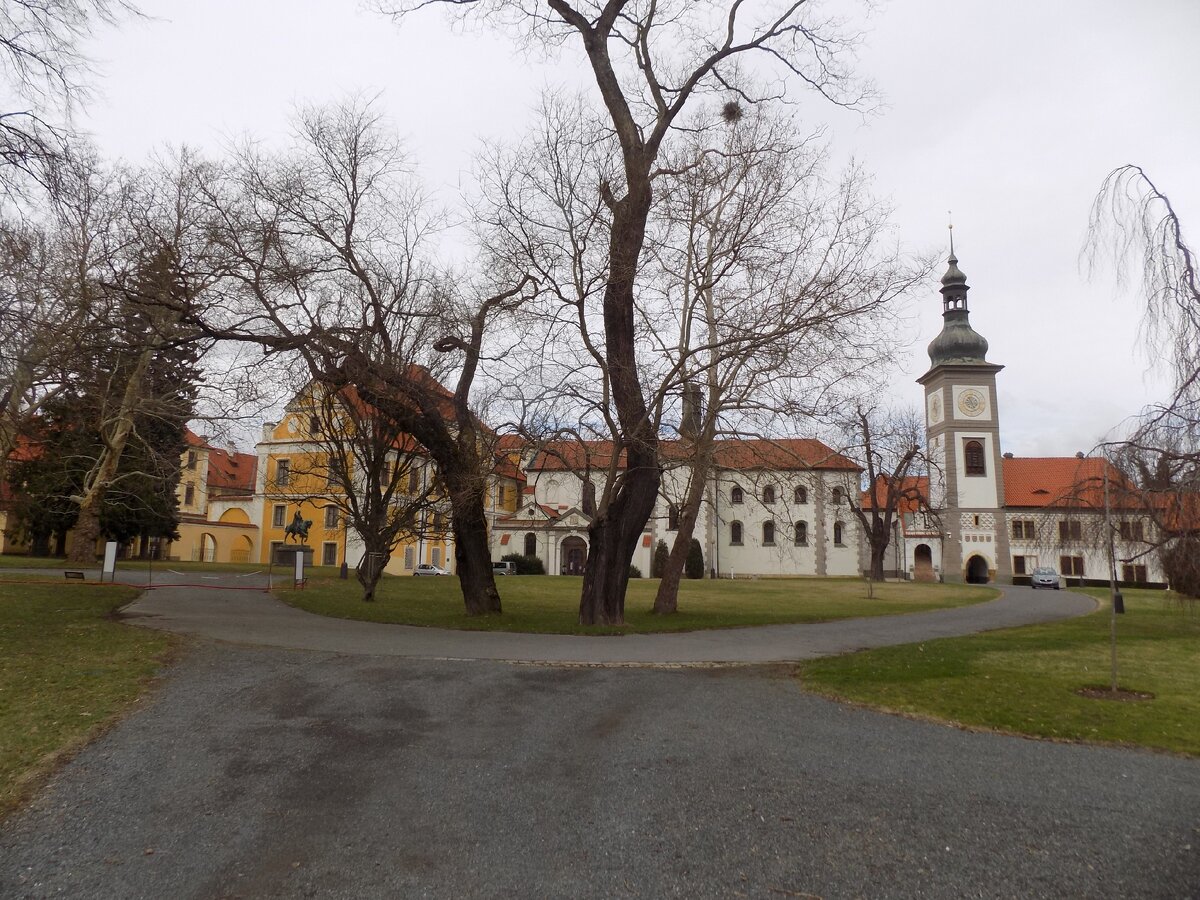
[957,388,987,418]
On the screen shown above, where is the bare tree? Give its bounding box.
[266,382,438,602]
[196,99,536,616]
[0,0,138,193]
[63,152,213,562]
[642,110,919,612]
[1087,165,1200,598]
[387,0,872,625]
[837,403,929,593]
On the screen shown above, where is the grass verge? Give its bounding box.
[0,580,175,816]
[278,574,995,635]
[799,588,1200,755]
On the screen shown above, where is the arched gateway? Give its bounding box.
[560,536,587,575]
[965,554,990,584]
[913,544,935,582]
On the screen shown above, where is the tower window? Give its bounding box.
[964,440,986,477]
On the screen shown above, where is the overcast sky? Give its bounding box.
[78,0,1199,456]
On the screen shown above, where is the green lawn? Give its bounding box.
[278,574,995,635]
[800,588,1200,756]
[0,555,277,573]
[0,580,174,815]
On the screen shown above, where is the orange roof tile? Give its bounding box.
[525,438,858,473]
[207,447,257,494]
[1002,457,1139,509]
[861,474,929,512]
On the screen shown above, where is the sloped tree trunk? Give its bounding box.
[653,443,714,615]
[67,348,152,564]
[451,486,502,616]
[579,186,660,626]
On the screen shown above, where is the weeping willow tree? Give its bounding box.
[1088,165,1200,599]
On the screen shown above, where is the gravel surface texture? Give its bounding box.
[1,644,1197,899]
[115,578,1095,665]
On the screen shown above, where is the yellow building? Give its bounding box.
[256,385,524,573]
[171,431,259,563]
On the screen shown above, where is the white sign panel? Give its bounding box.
[102,541,118,581]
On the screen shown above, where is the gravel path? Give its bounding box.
[1,646,1196,899]
[117,577,1095,664]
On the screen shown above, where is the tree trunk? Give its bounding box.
[869,519,889,583]
[653,447,713,614]
[579,459,657,625]
[355,536,389,602]
[869,544,887,582]
[451,489,502,616]
[578,181,660,626]
[69,506,102,564]
[67,346,153,565]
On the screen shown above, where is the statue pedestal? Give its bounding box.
[274,544,314,567]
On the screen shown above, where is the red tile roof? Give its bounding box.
[1002,457,1139,509]
[207,447,257,494]
[525,438,858,473]
[861,474,929,512]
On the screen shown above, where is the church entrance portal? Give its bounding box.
[561,536,587,575]
[913,544,935,582]
[965,555,990,584]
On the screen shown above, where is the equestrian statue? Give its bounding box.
[284,510,312,544]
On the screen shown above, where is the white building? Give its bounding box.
[490,437,862,577]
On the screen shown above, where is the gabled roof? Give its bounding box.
[525,437,859,473]
[207,447,257,494]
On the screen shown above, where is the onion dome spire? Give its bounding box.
[927,231,990,367]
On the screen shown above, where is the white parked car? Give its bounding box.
[413,563,450,577]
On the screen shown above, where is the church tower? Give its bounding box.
[916,246,1012,583]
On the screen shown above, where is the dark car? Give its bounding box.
[1030,566,1061,590]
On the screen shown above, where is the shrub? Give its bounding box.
[501,552,546,575]
[629,564,642,579]
[685,538,704,579]
[1161,537,1200,599]
[651,539,669,578]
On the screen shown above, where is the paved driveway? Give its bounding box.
[119,577,1095,664]
[3,577,1195,898]
[1,645,1197,898]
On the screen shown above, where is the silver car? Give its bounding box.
[413,563,450,577]
[1030,566,1061,590]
